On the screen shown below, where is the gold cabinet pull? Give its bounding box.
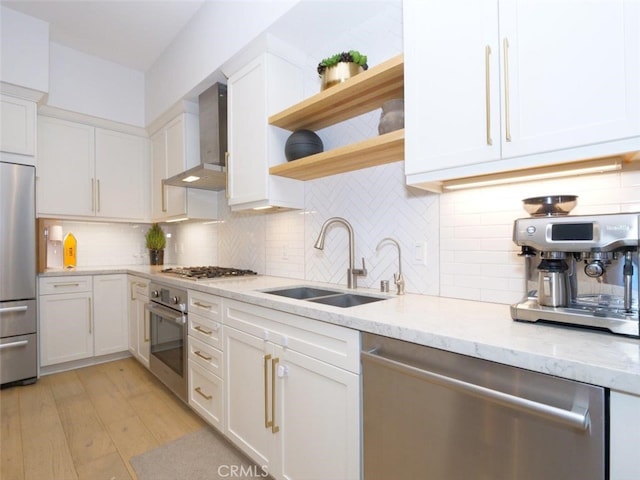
[161,179,167,212]
[88,298,92,334]
[91,178,95,212]
[143,311,149,342]
[485,45,493,146]
[194,350,212,361]
[194,325,213,336]
[53,282,80,288]
[194,301,212,310]
[503,37,511,142]
[195,387,212,400]
[271,357,279,434]
[264,354,272,428]
[96,179,101,212]
[225,151,230,200]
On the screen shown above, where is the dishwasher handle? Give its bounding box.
[362,348,590,431]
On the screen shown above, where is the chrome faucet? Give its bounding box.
[376,237,405,295]
[314,217,367,289]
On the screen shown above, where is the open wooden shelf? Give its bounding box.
[268,54,405,181]
[269,129,404,181]
[269,54,404,131]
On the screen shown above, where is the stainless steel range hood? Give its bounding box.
[164,83,228,190]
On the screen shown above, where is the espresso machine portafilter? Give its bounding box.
[511,212,640,337]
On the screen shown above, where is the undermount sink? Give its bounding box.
[265,286,343,300]
[263,286,388,308]
[308,293,386,308]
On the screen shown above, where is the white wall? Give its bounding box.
[48,43,145,126]
[44,220,149,267]
[145,0,298,124]
[0,6,49,93]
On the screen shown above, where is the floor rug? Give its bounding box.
[131,427,267,480]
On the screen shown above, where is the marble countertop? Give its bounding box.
[41,266,640,395]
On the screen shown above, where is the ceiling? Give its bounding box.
[1,0,206,71]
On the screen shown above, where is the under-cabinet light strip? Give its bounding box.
[442,158,624,191]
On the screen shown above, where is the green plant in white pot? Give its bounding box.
[317,50,368,90]
[146,223,166,265]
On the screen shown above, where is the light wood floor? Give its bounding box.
[0,357,206,480]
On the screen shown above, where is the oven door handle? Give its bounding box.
[145,303,186,325]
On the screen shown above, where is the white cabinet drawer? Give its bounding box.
[189,313,223,350]
[188,290,222,321]
[224,299,361,374]
[188,336,223,378]
[130,277,149,299]
[39,276,92,295]
[188,360,224,430]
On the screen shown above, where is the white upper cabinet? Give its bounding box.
[404,1,500,171]
[95,128,148,220]
[0,95,36,158]
[37,116,95,217]
[227,52,304,211]
[404,0,640,190]
[150,112,218,221]
[499,0,639,157]
[37,116,149,220]
[150,115,190,220]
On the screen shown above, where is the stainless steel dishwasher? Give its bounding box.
[361,333,606,480]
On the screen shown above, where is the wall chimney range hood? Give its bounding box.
[164,83,228,191]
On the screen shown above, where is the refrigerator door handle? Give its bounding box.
[0,306,29,314]
[0,340,29,350]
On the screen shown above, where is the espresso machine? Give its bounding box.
[511,211,640,337]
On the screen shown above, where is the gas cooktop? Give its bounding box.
[161,266,258,280]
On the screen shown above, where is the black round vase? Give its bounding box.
[285,130,323,161]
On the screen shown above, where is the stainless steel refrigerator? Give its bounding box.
[0,161,37,386]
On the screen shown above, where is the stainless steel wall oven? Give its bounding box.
[146,281,187,402]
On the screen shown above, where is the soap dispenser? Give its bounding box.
[63,232,77,269]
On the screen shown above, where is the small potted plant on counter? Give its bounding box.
[146,223,166,265]
[317,50,368,90]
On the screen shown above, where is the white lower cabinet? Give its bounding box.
[93,274,128,356]
[128,275,150,368]
[187,290,225,431]
[188,341,225,429]
[39,274,129,369]
[39,276,93,366]
[223,299,360,480]
[610,390,640,479]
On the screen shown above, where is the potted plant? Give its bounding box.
[317,50,368,90]
[146,223,166,265]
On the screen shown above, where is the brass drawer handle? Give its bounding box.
[271,357,279,434]
[264,354,272,428]
[195,387,212,400]
[194,301,213,309]
[53,282,80,288]
[194,325,213,335]
[194,350,212,361]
